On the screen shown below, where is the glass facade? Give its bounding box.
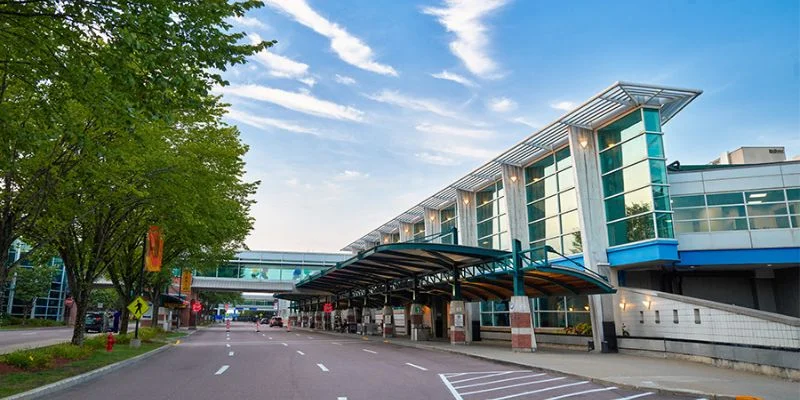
[672,188,800,233]
[439,205,457,244]
[195,264,328,282]
[480,300,509,326]
[598,108,673,246]
[524,146,581,257]
[412,221,426,241]
[476,181,510,250]
[479,296,591,329]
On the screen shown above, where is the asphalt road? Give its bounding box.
[0,327,74,354]
[50,322,701,400]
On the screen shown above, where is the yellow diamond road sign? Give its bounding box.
[127,296,150,320]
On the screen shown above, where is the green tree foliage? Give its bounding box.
[87,288,121,311]
[1,1,269,344]
[12,266,56,321]
[199,291,243,318]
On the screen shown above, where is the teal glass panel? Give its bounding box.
[709,218,748,231]
[745,190,785,204]
[480,301,492,312]
[477,219,496,238]
[655,212,674,238]
[791,215,799,228]
[527,176,557,202]
[674,208,707,221]
[749,216,790,229]
[646,134,665,158]
[672,195,706,208]
[706,205,746,219]
[440,206,456,222]
[560,210,580,234]
[528,240,546,260]
[747,203,788,216]
[607,213,655,246]
[563,231,583,255]
[649,160,668,185]
[477,203,494,221]
[675,220,709,233]
[602,159,651,197]
[529,221,545,241]
[476,190,494,206]
[413,221,425,236]
[653,185,670,211]
[599,134,647,173]
[480,312,493,326]
[789,202,800,215]
[597,110,644,151]
[559,189,577,213]
[557,168,574,191]
[525,155,555,184]
[605,186,652,222]
[707,192,744,206]
[787,188,800,201]
[555,147,572,170]
[528,196,558,222]
[440,233,454,245]
[217,265,239,278]
[643,108,661,132]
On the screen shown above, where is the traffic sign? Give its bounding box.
[192,301,202,313]
[127,296,150,320]
[323,303,333,313]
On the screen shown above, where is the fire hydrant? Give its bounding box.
[106,332,115,352]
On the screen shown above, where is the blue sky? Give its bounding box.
[217,0,800,252]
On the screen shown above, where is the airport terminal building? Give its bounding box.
[282,82,799,377]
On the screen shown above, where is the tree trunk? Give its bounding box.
[70,288,90,345]
[120,308,130,334]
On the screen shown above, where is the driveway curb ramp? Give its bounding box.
[298,328,742,400]
[2,329,197,400]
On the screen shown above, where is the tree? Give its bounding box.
[12,265,55,322]
[199,291,243,319]
[87,288,121,311]
[7,1,269,345]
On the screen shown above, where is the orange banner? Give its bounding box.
[180,270,192,294]
[145,225,164,272]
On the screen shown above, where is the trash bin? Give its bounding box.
[471,320,481,341]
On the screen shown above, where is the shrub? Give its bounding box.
[2,349,53,370]
[46,344,93,360]
[83,335,107,349]
[138,327,163,342]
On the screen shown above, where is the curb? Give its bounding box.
[299,328,738,400]
[2,342,175,400]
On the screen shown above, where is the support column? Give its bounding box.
[424,207,441,242]
[510,239,537,352]
[568,125,617,353]
[410,303,425,341]
[449,300,466,344]
[399,222,414,242]
[501,164,530,245]
[456,189,478,246]
[382,305,394,337]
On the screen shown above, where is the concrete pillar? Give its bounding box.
[399,222,414,242]
[449,300,467,344]
[424,207,441,242]
[288,313,298,330]
[314,311,322,330]
[347,307,357,333]
[456,189,477,246]
[501,164,530,245]
[410,303,425,341]
[510,296,537,352]
[568,125,618,352]
[382,305,394,338]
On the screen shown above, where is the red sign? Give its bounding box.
[323,303,333,313]
[192,301,202,313]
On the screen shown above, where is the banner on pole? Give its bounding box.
[180,270,192,294]
[145,225,164,272]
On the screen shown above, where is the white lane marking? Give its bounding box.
[362,349,377,354]
[226,344,230,348]
[487,381,589,400]
[281,343,288,346]
[268,337,273,340]
[21,332,38,336]
[439,374,464,400]
[450,371,518,384]
[613,393,654,400]
[453,373,547,389]
[461,377,566,396]
[228,351,234,356]
[296,333,300,336]
[226,338,230,341]
[214,365,230,375]
[308,336,314,339]
[405,362,428,371]
[317,363,329,372]
[544,386,618,400]
[297,350,305,355]
[337,397,347,400]
[262,334,266,337]
[332,342,342,345]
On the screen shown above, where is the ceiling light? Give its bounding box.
[749,193,767,198]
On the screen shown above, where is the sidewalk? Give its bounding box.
[300,328,799,399]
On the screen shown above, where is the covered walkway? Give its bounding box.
[277,233,615,352]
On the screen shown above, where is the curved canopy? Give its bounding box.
[278,242,615,306]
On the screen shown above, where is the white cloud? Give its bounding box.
[226,108,319,135]
[414,152,460,166]
[511,117,539,128]
[423,0,509,78]
[216,84,365,122]
[431,70,476,87]
[550,101,575,111]
[265,0,398,76]
[335,74,357,85]
[249,33,315,86]
[488,97,517,113]
[285,178,300,186]
[415,123,494,139]
[334,170,369,181]
[229,16,267,29]
[366,90,460,119]
[426,144,498,159]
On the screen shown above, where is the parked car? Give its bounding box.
[269,316,283,327]
[84,312,104,333]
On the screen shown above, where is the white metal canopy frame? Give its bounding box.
[343,81,702,252]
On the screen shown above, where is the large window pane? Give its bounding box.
[709,218,748,231]
[608,213,655,246]
[602,159,652,197]
[791,215,799,228]
[545,216,561,238]
[597,110,644,151]
[674,208,706,221]
[646,133,665,158]
[477,203,494,221]
[653,185,671,211]
[707,205,746,219]
[605,186,652,222]
[649,160,668,185]
[529,220,546,241]
[563,231,583,255]
[599,134,647,173]
[557,168,574,191]
[745,190,785,204]
[556,147,572,170]
[672,195,706,208]
[787,188,800,201]
[676,220,709,233]
[561,210,580,235]
[529,196,559,222]
[477,219,496,238]
[656,212,674,238]
[749,216,790,229]
[747,203,788,217]
[789,202,800,215]
[643,108,661,132]
[525,155,556,183]
[559,189,577,213]
[707,192,744,206]
[527,175,558,202]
